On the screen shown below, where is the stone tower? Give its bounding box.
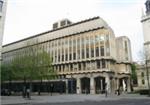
[0,0,7,63]
[141,0,150,59]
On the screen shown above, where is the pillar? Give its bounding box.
[77,78,81,94]
[127,77,131,92]
[105,75,111,93]
[90,77,95,94]
[66,79,68,94]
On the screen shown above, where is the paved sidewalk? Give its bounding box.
[1,94,150,105]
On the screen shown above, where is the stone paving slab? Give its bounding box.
[1,94,150,105]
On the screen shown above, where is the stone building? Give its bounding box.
[0,0,7,64]
[2,16,132,94]
[136,63,150,89]
[137,0,150,90]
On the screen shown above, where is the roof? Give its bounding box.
[3,16,100,47]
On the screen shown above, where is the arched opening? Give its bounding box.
[81,77,90,94]
[94,76,105,94]
[119,77,128,93]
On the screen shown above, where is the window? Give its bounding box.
[61,20,66,26]
[100,36,105,41]
[102,60,105,68]
[142,79,145,85]
[0,1,3,12]
[100,46,104,56]
[53,23,58,29]
[86,48,89,58]
[141,72,144,77]
[97,60,100,69]
[73,53,76,60]
[58,55,60,62]
[65,54,68,61]
[91,48,94,57]
[62,55,64,61]
[69,53,72,60]
[83,62,86,70]
[82,49,85,59]
[96,47,99,57]
[78,63,81,70]
[70,64,73,71]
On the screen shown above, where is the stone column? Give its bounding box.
[80,37,82,59]
[68,38,70,61]
[105,75,111,93]
[66,79,68,94]
[127,77,131,92]
[77,78,81,94]
[90,77,95,94]
[76,37,78,60]
[94,36,96,58]
[100,79,103,90]
[89,36,91,58]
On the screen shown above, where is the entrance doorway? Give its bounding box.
[95,76,105,94]
[81,77,90,94]
[68,78,76,94]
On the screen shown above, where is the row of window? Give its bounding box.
[3,33,110,64]
[53,60,107,73]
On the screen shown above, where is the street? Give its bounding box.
[6,99,150,105]
[1,94,150,105]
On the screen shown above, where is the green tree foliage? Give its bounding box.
[1,41,56,94]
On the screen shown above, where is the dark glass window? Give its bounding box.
[83,62,86,70]
[86,48,89,58]
[53,23,58,29]
[142,79,145,85]
[61,20,66,26]
[141,72,144,77]
[70,64,73,71]
[96,47,99,57]
[62,55,64,61]
[100,46,104,56]
[0,1,3,12]
[65,54,68,61]
[82,49,84,59]
[97,60,100,69]
[91,48,94,57]
[69,53,72,60]
[58,55,60,62]
[73,53,76,60]
[78,63,81,70]
[102,60,105,68]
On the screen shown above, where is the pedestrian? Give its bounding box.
[116,86,120,96]
[26,88,30,99]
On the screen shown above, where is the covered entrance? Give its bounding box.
[119,77,128,92]
[94,76,105,94]
[68,78,76,94]
[81,77,90,94]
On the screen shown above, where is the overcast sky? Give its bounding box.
[3,0,146,61]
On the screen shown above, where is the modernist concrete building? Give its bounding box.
[137,0,150,89]
[0,0,7,64]
[2,16,132,94]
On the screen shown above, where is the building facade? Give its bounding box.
[0,0,7,64]
[2,17,132,94]
[136,63,150,89]
[138,0,150,90]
